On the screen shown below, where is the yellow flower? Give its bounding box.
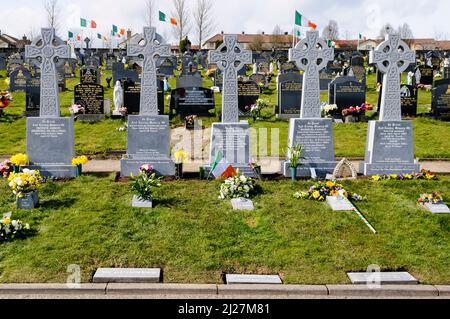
[326,181,335,188]
[389,174,398,179]
[371,175,381,181]
[10,153,29,166]
[312,191,321,199]
[174,149,188,164]
[72,156,88,166]
[2,217,10,225]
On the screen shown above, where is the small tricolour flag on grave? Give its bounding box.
[91,20,97,28]
[170,18,177,25]
[80,18,87,27]
[68,31,74,39]
[120,28,126,35]
[295,10,317,29]
[112,24,118,34]
[97,33,102,39]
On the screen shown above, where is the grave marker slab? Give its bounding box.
[400,85,418,117]
[170,87,215,116]
[93,268,161,283]
[432,79,450,119]
[326,196,354,211]
[226,274,282,285]
[347,272,418,285]
[424,203,450,214]
[74,83,105,121]
[238,80,260,116]
[277,72,303,118]
[231,198,254,211]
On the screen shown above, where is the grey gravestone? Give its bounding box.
[283,30,335,178]
[113,62,139,84]
[25,28,76,178]
[120,27,174,177]
[80,66,100,84]
[249,73,267,88]
[347,272,418,285]
[226,274,282,284]
[132,195,153,208]
[424,203,450,214]
[326,196,354,211]
[9,66,31,92]
[277,72,302,118]
[431,79,450,119]
[93,268,161,283]
[319,69,334,91]
[123,77,164,115]
[74,83,105,121]
[230,198,254,211]
[361,33,419,176]
[157,57,175,76]
[280,61,298,74]
[176,73,202,88]
[331,76,365,114]
[0,54,6,70]
[204,35,255,176]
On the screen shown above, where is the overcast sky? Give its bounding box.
[1,0,449,46]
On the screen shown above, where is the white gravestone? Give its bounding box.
[361,33,420,175]
[25,28,76,177]
[204,35,256,176]
[93,268,161,283]
[283,30,336,178]
[347,272,418,285]
[424,203,450,214]
[120,27,174,176]
[226,274,282,284]
[326,196,355,211]
[231,198,254,211]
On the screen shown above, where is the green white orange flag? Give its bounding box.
[295,11,317,29]
[159,11,166,22]
[80,18,87,27]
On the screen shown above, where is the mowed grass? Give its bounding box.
[0,175,448,284]
[1,69,450,158]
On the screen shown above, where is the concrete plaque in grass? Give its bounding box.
[231,198,254,211]
[132,195,152,208]
[326,196,354,211]
[424,203,450,214]
[347,272,418,285]
[226,274,282,285]
[93,268,161,283]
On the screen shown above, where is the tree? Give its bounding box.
[249,34,264,51]
[193,0,214,49]
[172,0,191,44]
[398,23,413,39]
[322,20,339,41]
[43,0,60,33]
[143,0,155,27]
[379,23,394,39]
[179,36,191,53]
[271,25,283,50]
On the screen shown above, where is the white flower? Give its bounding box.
[239,175,247,182]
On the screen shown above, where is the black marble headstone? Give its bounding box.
[169,87,215,116]
[238,81,260,116]
[432,79,450,119]
[400,85,418,117]
[278,72,302,117]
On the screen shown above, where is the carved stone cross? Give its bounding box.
[25,28,69,118]
[289,30,334,118]
[127,27,170,115]
[208,35,252,123]
[370,33,415,121]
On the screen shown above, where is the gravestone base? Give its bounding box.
[26,117,76,178]
[120,115,174,177]
[22,111,40,118]
[132,195,153,208]
[203,122,255,177]
[77,114,105,121]
[423,202,450,214]
[283,118,336,178]
[360,120,421,176]
[202,165,258,178]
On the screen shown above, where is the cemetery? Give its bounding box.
[0,1,449,296]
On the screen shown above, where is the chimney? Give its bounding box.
[284,32,288,35]
[221,31,224,34]
[22,35,27,41]
[242,31,245,35]
[262,31,265,35]
[127,29,132,40]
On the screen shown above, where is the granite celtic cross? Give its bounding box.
[208,35,252,123]
[25,28,69,118]
[289,30,334,118]
[370,33,415,121]
[127,27,170,115]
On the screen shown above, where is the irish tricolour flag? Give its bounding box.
[295,11,317,29]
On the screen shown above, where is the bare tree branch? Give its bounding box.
[271,25,283,50]
[193,0,215,48]
[172,0,191,44]
[43,0,60,33]
[143,0,155,27]
[322,20,339,41]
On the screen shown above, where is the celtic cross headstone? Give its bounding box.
[25,28,69,117]
[127,27,170,115]
[208,35,252,123]
[370,33,415,121]
[289,30,334,118]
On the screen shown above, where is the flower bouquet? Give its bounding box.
[417,192,444,206]
[0,91,13,112]
[249,159,261,178]
[287,143,304,181]
[10,153,29,173]
[219,173,256,200]
[185,115,198,130]
[72,155,89,176]
[173,149,188,179]
[293,180,364,202]
[321,103,337,118]
[342,103,369,122]
[0,160,13,178]
[371,170,437,181]
[130,165,162,207]
[69,104,85,116]
[1,215,31,242]
[8,169,42,209]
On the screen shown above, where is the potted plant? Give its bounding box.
[219,173,256,200]
[173,149,188,179]
[1,214,31,242]
[8,169,42,209]
[130,165,162,208]
[287,143,304,181]
[10,153,29,173]
[72,155,89,177]
[249,159,261,179]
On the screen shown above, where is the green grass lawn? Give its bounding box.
[1,69,449,158]
[0,175,449,284]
